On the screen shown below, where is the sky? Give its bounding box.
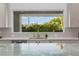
[21,16,56,25]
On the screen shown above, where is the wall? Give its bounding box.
[67,3,79,27]
[2,3,77,38]
[0,4,5,27]
[8,3,68,32]
[0,3,8,27]
[8,3,67,11]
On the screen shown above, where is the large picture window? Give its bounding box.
[14,11,63,32]
[21,16,63,32]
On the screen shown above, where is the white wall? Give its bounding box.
[8,3,68,32]
[9,3,66,11]
[0,3,8,27]
[67,3,79,27]
[0,3,78,38]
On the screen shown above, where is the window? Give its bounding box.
[14,11,63,32]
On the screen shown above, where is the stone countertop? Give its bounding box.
[0,37,78,41]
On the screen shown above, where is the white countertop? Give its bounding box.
[0,37,78,41]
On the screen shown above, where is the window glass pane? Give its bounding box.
[22,16,28,24]
[29,16,56,24]
[21,16,63,32]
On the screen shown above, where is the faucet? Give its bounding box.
[32,32,40,39]
[36,32,40,38]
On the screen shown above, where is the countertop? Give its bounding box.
[0,37,78,41]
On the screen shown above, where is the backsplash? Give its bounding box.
[0,27,79,38]
[0,28,11,36]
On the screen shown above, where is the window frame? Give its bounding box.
[14,11,64,32]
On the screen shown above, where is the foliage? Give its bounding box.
[22,16,63,32]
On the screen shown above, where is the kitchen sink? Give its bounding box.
[29,37,46,39]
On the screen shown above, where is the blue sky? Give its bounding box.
[21,16,56,25]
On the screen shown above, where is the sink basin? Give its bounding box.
[29,37,46,39]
